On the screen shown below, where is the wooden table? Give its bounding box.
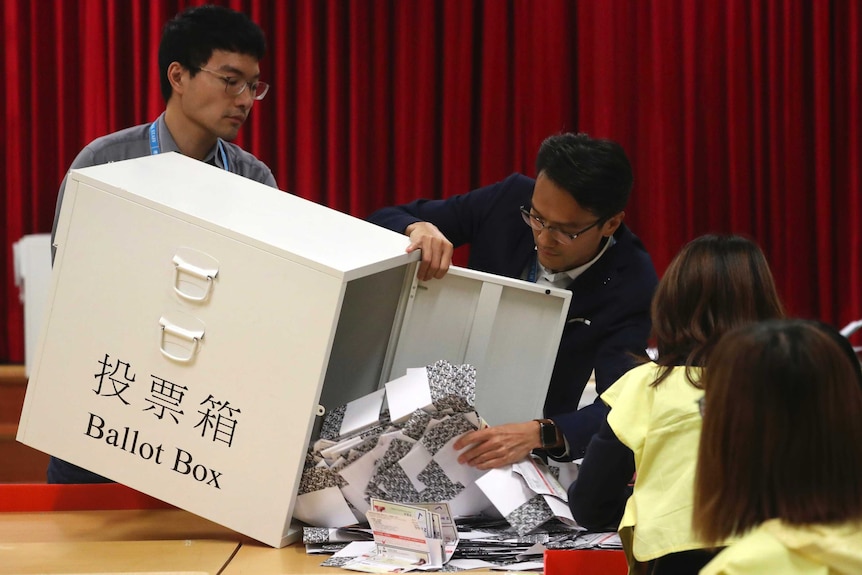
[0,508,239,575]
[0,485,424,574]
[0,483,624,574]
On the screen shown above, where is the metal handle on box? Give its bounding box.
[159,316,205,363]
[172,251,219,302]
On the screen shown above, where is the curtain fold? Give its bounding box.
[2,0,860,362]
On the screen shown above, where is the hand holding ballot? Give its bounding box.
[295,360,576,539]
[453,421,543,470]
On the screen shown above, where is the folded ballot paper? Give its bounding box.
[294,360,578,551]
[331,499,459,572]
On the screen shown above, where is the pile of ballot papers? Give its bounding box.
[303,517,622,572]
[292,360,611,571]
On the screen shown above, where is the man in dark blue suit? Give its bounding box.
[367,133,658,468]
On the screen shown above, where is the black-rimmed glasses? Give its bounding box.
[198,67,270,100]
[519,206,601,245]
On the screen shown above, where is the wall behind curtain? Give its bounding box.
[2,0,860,362]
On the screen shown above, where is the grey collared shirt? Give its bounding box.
[51,112,278,252]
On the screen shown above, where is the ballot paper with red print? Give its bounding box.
[342,508,442,572]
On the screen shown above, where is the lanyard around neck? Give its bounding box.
[149,121,229,172]
[527,250,539,283]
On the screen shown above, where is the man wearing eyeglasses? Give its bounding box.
[367,133,658,470]
[47,5,276,484]
[50,5,275,255]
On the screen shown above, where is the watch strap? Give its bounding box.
[535,419,558,449]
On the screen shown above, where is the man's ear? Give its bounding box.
[600,211,625,237]
[167,62,186,95]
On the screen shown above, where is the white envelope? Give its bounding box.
[474,467,533,517]
[293,485,359,527]
[341,389,387,436]
[385,370,434,423]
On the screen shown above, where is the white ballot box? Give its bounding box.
[17,153,571,547]
[13,234,52,377]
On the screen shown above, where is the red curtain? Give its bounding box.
[2,0,860,362]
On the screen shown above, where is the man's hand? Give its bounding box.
[405,222,454,281]
[452,421,542,470]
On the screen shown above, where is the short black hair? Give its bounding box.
[535,133,633,221]
[158,4,267,102]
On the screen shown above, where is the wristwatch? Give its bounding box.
[536,419,558,449]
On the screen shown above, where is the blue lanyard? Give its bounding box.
[526,251,539,283]
[149,121,229,172]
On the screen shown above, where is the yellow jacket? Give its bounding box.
[602,363,710,561]
[701,520,862,575]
